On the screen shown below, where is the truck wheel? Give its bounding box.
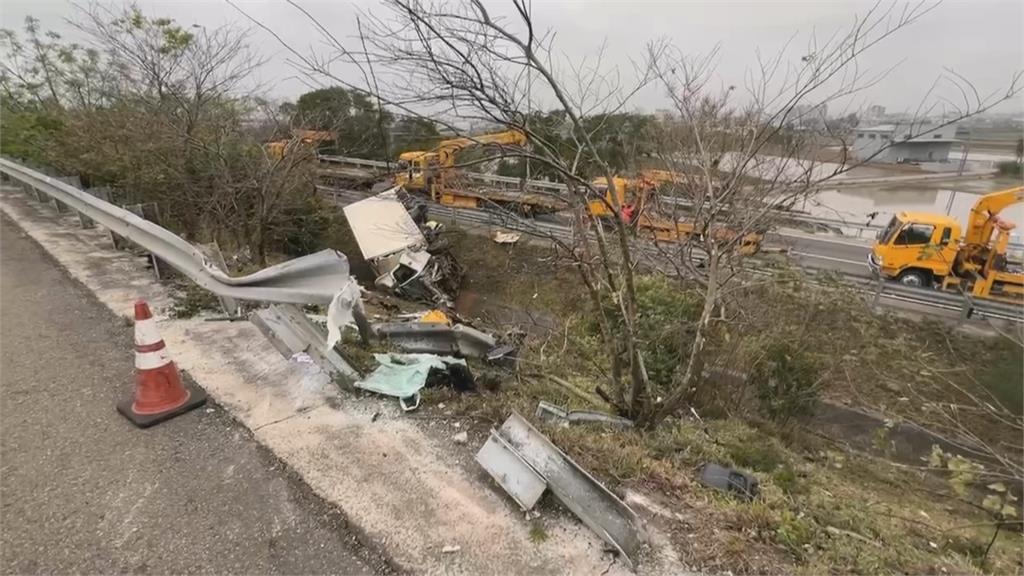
[897,269,930,288]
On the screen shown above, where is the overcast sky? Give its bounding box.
[3,0,1022,116]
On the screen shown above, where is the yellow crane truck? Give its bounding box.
[869,186,1024,303]
[588,176,763,256]
[396,129,563,212]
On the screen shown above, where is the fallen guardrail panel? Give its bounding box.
[477,430,547,510]
[249,304,361,385]
[374,322,497,358]
[477,411,645,570]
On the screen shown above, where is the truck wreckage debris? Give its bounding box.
[342,188,464,308]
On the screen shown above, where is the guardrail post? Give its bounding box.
[76,186,111,229]
[959,295,973,324]
[51,176,81,214]
[872,273,883,311]
[201,242,240,316]
[85,188,131,250]
[22,182,44,203]
[125,202,168,280]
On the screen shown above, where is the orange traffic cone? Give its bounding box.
[117,300,206,428]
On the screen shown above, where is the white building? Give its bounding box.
[851,122,959,163]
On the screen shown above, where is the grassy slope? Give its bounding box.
[327,216,1023,574]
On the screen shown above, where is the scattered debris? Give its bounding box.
[697,463,760,502]
[425,362,476,393]
[355,353,469,411]
[491,230,521,244]
[418,309,451,325]
[535,401,634,429]
[452,431,469,445]
[374,321,498,359]
[485,343,518,369]
[441,545,461,554]
[476,411,645,569]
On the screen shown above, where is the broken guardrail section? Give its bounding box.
[0,157,354,306]
[249,304,360,385]
[477,411,645,570]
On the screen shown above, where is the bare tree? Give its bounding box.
[69,3,270,234]
[637,2,1022,427]
[240,0,1021,429]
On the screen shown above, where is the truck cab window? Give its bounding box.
[880,216,901,244]
[940,227,952,244]
[894,224,935,246]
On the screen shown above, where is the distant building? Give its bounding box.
[864,104,886,123]
[851,122,959,163]
[790,103,828,128]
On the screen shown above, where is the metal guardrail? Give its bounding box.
[318,155,392,169]
[1,158,353,306]
[463,172,569,193]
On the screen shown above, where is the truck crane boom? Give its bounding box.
[964,185,1024,247]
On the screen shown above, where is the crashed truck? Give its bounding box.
[342,187,464,307]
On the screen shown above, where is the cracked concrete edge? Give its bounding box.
[0,187,649,576]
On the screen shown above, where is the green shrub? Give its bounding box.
[772,465,801,495]
[728,440,786,473]
[777,510,815,556]
[996,160,1022,177]
[584,275,702,398]
[752,342,822,426]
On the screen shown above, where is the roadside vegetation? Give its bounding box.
[3,2,1022,574]
[427,234,1024,574]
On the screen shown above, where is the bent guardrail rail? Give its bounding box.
[0,157,351,306]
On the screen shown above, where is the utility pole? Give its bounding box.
[956,121,973,176]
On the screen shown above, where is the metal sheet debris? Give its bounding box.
[249,304,360,384]
[697,463,760,501]
[342,188,426,260]
[374,322,497,358]
[476,431,547,510]
[477,411,644,569]
[535,401,634,429]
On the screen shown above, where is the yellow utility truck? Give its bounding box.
[588,176,763,255]
[265,129,336,160]
[869,186,1024,303]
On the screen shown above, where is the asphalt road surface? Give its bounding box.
[0,216,388,575]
